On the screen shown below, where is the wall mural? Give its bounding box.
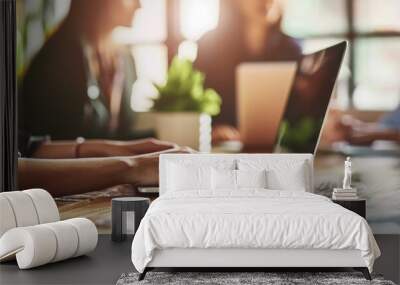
[16,0,400,235]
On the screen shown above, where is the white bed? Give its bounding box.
[131,154,380,280]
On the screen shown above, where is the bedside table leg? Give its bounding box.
[354,267,372,280]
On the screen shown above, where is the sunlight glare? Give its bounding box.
[180,0,220,41]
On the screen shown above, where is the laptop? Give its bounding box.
[236,62,297,151]
[275,41,348,155]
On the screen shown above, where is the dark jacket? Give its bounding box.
[20,22,136,140]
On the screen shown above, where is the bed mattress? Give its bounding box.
[131,190,380,273]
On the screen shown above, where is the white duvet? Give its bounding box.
[131,190,380,273]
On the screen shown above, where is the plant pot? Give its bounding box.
[132,112,157,131]
[155,112,212,152]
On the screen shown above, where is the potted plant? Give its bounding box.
[152,56,221,152]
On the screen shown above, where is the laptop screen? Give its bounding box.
[275,41,347,154]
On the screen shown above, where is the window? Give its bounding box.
[354,38,400,110]
[282,0,347,37]
[282,0,400,110]
[179,0,219,41]
[112,0,168,112]
[354,0,400,33]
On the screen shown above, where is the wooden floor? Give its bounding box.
[0,235,398,285]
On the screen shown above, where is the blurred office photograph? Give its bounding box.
[1,0,399,284]
[15,0,399,236]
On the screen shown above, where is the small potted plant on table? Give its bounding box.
[152,57,221,152]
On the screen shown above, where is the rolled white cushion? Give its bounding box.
[0,226,57,269]
[0,192,39,227]
[63,218,98,257]
[42,221,79,262]
[23,189,59,223]
[0,196,17,237]
[0,218,98,269]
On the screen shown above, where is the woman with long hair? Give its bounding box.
[17,0,192,196]
[21,0,140,140]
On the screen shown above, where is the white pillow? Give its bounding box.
[267,168,308,191]
[167,163,211,191]
[211,169,236,190]
[238,159,309,191]
[211,169,268,190]
[236,169,267,189]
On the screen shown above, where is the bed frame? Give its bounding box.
[139,248,371,280]
[138,154,372,281]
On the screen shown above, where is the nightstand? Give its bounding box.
[111,197,150,242]
[332,199,366,218]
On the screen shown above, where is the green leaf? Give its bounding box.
[152,56,221,116]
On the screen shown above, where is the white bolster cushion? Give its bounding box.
[0,190,60,238]
[23,189,60,224]
[0,192,39,227]
[0,218,98,269]
[0,196,17,237]
[42,221,79,262]
[63,218,98,257]
[0,226,57,269]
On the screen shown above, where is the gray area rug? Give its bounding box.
[116,272,396,285]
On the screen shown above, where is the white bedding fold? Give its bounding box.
[131,190,380,273]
